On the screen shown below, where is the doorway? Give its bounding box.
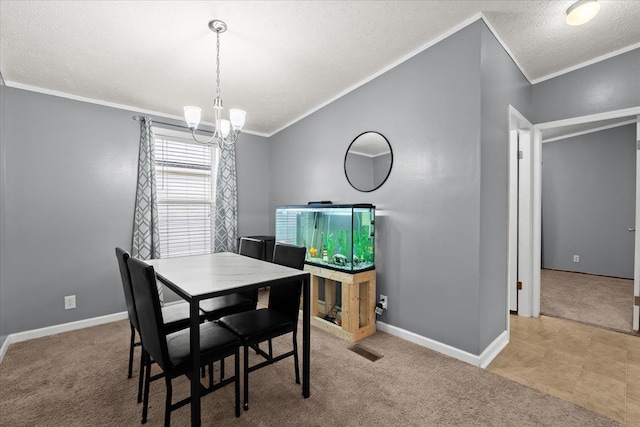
[508,106,640,333]
[507,106,539,320]
[539,122,636,332]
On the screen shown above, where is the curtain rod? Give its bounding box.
[132,115,213,135]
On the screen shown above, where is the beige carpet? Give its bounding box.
[0,319,623,426]
[541,269,635,333]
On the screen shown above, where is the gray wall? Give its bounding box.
[269,21,527,355]
[532,48,640,124]
[1,86,139,337]
[542,124,636,278]
[478,23,531,350]
[236,133,272,236]
[0,86,270,338]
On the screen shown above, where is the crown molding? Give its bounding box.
[3,81,269,138]
[531,42,640,85]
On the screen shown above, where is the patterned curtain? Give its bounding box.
[213,142,239,253]
[131,117,162,301]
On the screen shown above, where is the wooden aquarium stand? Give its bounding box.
[304,265,376,342]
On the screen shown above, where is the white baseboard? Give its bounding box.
[0,312,510,370]
[0,338,11,367]
[0,311,128,365]
[376,321,508,368]
[479,330,509,368]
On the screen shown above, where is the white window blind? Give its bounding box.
[275,208,300,245]
[154,128,217,258]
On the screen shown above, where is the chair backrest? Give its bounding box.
[127,257,171,370]
[115,247,139,332]
[269,243,307,322]
[272,243,306,270]
[237,237,266,305]
[239,237,266,260]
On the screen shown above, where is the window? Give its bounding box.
[154,128,217,258]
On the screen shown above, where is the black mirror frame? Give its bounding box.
[344,131,393,193]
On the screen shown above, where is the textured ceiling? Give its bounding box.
[1,1,639,135]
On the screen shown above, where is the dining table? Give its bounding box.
[147,252,311,427]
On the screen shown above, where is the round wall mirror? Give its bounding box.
[344,131,393,192]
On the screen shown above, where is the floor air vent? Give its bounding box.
[349,344,383,362]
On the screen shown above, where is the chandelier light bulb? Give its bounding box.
[220,119,231,137]
[566,0,600,26]
[183,106,202,129]
[229,109,246,131]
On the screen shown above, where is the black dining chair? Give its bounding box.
[127,257,242,426]
[238,236,266,259]
[198,237,265,321]
[199,237,267,379]
[217,243,306,411]
[115,248,209,403]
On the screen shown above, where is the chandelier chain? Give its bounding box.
[216,29,221,98]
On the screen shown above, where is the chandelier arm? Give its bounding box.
[190,129,219,145]
[189,129,240,147]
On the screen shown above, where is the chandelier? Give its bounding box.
[183,20,246,148]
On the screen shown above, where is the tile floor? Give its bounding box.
[487,315,640,426]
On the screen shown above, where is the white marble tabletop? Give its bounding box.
[146,252,308,299]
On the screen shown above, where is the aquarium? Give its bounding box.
[275,204,375,272]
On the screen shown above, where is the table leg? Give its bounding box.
[302,274,310,398]
[190,300,201,427]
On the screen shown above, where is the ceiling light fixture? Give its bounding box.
[565,0,600,26]
[183,20,246,148]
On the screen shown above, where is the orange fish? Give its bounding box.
[309,246,318,257]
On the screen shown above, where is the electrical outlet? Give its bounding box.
[379,295,388,310]
[64,295,76,310]
[573,255,580,263]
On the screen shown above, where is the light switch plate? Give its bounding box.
[64,295,76,310]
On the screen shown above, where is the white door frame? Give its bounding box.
[508,128,518,313]
[532,127,542,318]
[635,117,640,331]
[509,106,640,331]
[508,106,533,321]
